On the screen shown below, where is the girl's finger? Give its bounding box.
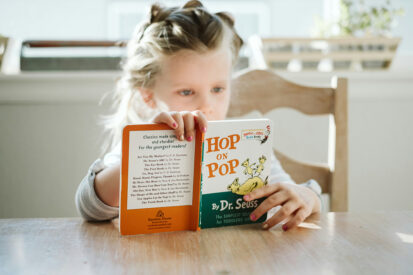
[182,112,195,142]
[243,182,283,201]
[282,208,311,231]
[249,190,289,222]
[192,110,208,133]
[170,112,185,141]
[261,200,299,230]
[152,111,177,129]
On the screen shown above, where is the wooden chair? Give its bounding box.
[229,69,348,211]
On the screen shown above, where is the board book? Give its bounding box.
[120,118,273,235]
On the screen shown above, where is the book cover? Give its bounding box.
[199,119,272,228]
[120,118,272,235]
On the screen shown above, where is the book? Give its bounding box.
[120,118,273,235]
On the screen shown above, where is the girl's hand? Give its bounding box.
[244,182,321,231]
[152,110,208,141]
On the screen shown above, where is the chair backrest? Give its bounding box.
[229,69,348,211]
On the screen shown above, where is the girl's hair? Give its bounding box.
[100,0,243,156]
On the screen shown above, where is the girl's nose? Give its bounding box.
[202,109,213,120]
[199,106,212,119]
[198,94,213,118]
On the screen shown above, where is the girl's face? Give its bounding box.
[145,47,232,121]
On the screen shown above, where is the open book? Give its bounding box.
[120,118,273,235]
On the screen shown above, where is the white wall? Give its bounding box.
[348,99,413,211]
[0,74,115,218]
[0,104,105,217]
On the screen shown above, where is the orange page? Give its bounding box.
[120,123,203,235]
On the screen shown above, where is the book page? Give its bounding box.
[127,130,195,210]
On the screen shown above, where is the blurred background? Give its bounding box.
[0,0,412,218]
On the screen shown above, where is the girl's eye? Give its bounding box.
[179,89,193,96]
[212,87,224,93]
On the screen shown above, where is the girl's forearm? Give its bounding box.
[94,163,121,207]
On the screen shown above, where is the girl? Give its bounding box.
[75,0,322,231]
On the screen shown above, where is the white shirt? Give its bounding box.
[75,143,323,221]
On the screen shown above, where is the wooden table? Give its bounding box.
[1,211,412,274]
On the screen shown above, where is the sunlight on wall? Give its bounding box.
[396,232,413,244]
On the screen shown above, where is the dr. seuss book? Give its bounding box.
[120,119,273,235]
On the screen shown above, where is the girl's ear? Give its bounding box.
[139,88,157,109]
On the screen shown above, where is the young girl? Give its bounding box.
[75,0,322,231]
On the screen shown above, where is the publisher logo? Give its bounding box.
[147,209,172,230]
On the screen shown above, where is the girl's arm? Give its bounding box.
[75,159,119,221]
[268,152,323,213]
[94,163,121,207]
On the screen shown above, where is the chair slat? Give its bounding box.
[274,149,331,193]
[229,69,334,117]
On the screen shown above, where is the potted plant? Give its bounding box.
[313,0,404,70]
[337,0,404,37]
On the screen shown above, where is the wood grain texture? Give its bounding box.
[331,77,349,211]
[229,69,348,211]
[273,149,331,193]
[1,212,412,274]
[229,69,335,116]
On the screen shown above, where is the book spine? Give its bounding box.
[198,137,205,228]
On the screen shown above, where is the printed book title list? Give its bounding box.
[126,130,195,210]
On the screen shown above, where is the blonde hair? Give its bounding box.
[100,0,243,156]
